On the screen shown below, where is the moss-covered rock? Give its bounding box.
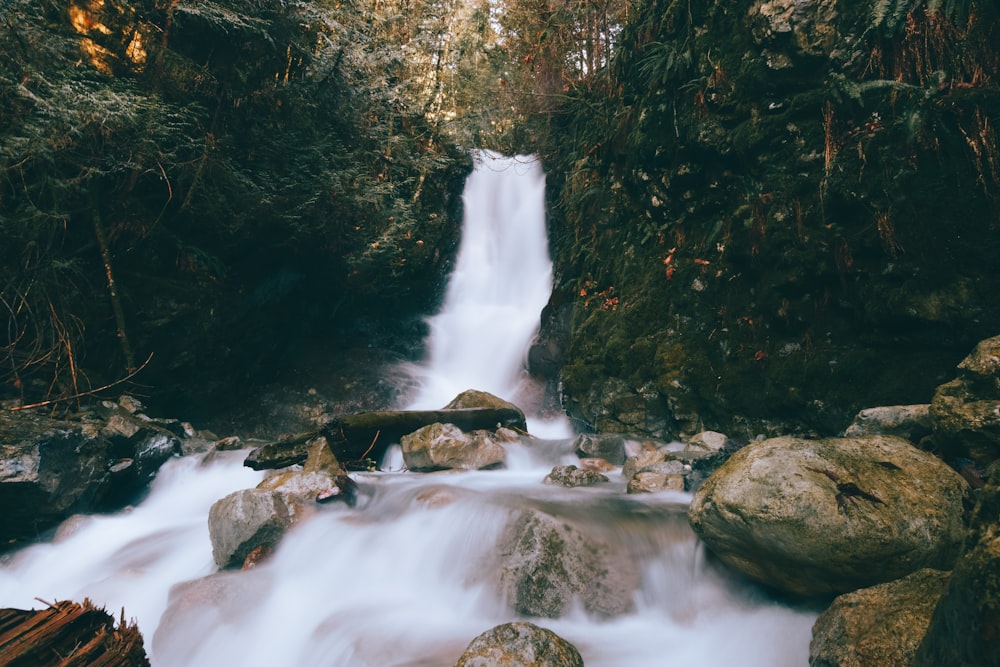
[540,0,1000,440]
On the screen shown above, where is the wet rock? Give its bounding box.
[543,464,609,487]
[627,470,685,494]
[929,335,1000,467]
[622,444,667,481]
[578,457,616,473]
[624,450,688,494]
[454,621,583,667]
[747,0,839,58]
[809,568,950,667]
[844,404,932,442]
[301,436,346,476]
[207,489,294,569]
[214,435,244,451]
[572,433,626,465]
[0,411,110,546]
[444,390,526,419]
[496,508,640,618]
[684,430,729,453]
[688,435,969,598]
[401,423,506,471]
[912,466,1000,667]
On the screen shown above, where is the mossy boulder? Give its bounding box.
[688,435,969,597]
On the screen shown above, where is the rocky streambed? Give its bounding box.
[2,336,1000,665]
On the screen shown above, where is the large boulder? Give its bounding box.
[809,568,950,667]
[912,466,1000,667]
[207,489,295,569]
[688,435,969,597]
[496,508,640,618]
[401,423,508,471]
[454,622,583,667]
[930,334,1000,467]
[0,411,111,546]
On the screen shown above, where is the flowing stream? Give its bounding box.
[0,152,817,666]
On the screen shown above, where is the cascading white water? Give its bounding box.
[0,153,818,666]
[403,151,554,413]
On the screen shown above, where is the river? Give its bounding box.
[0,151,816,666]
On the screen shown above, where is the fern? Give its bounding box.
[870,0,974,35]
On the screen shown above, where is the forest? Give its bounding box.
[2,0,999,440]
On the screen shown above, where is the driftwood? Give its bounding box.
[0,599,149,667]
[244,407,527,471]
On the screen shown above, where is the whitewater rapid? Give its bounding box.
[0,152,817,666]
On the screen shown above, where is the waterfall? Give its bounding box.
[404,151,554,414]
[0,154,818,666]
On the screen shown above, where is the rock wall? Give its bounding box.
[537,0,1000,440]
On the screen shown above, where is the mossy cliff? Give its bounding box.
[536,0,1000,439]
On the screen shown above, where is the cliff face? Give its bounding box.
[537,0,1000,440]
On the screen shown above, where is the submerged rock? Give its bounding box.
[207,489,295,569]
[496,507,640,618]
[688,435,969,597]
[454,621,584,667]
[544,464,609,487]
[810,568,950,667]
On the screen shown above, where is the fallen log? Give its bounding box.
[244,407,527,471]
[0,599,149,667]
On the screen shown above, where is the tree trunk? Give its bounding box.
[91,189,135,372]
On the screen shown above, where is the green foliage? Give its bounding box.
[0,0,470,409]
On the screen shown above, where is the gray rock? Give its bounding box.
[927,335,1000,467]
[496,508,639,618]
[543,464,609,487]
[401,423,506,471]
[844,404,932,442]
[685,430,729,452]
[207,489,294,569]
[455,622,584,667]
[0,411,110,545]
[810,568,950,667]
[627,471,685,494]
[572,433,626,465]
[689,435,969,597]
[912,467,1000,667]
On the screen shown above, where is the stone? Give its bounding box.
[622,446,666,481]
[844,404,932,442]
[543,464,609,487]
[213,435,244,451]
[572,433,626,465]
[496,508,640,618]
[627,471,685,494]
[301,436,346,476]
[685,430,729,452]
[912,467,1000,667]
[207,489,294,569]
[747,0,839,58]
[454,621,583,667]
[401,423,506,471]
[688,435,969,597]
[809,568,950,667]
[0,411,111,545]
[443,390,526,419]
